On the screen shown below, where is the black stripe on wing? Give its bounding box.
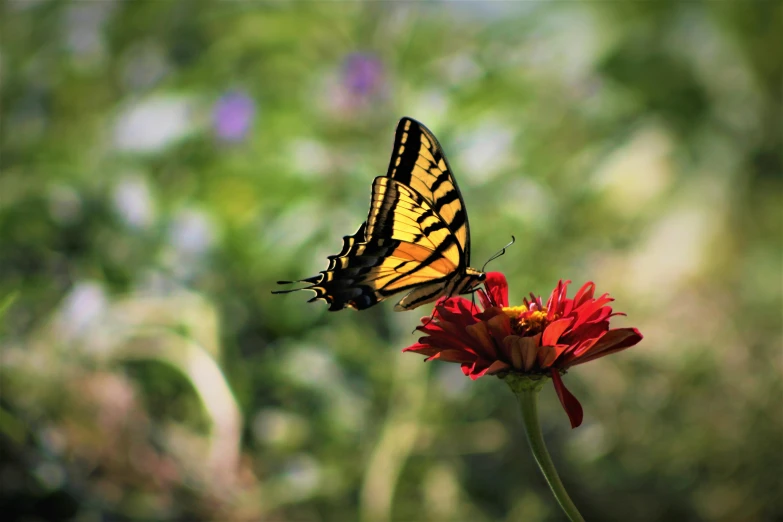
[365,177,461,286]
[384,117,471,264]
[273,222,405,311]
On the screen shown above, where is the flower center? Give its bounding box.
[502,305,550,336]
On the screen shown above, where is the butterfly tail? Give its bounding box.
[271,276,321,294]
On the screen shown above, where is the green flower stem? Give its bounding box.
[505,374,585,522]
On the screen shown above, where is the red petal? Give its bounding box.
[573,282,595,308]
[456,298,480,317]
[486,312,512,342]
[563,321,608,346]
[476,306,504,322]
[561,298,574,317]
[427,297,450,319]
[572,294,614,329]
[485,272,508,307]
[587,306,613,324]
[570,328,643,366]
[477,289,492,310]
[420,332,478,355]
[428,316,467,339]
[485,360,511,375]
[425,349,476,363]
[537,343,570,368]
[566,337,600,363]
[402,342,440,356]
[545,281,562,315]
[468,360,495,380]
[435,302,478,331]
[542,317,573,346]
[549,280,572,318]
[465,321,498,359]
[530,294,544,311]
[551,369,583,429]
[438,297,476,320]
[402,342,428,353]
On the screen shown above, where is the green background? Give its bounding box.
[1,1,781,521]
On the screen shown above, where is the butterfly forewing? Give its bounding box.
[386,118,470,262]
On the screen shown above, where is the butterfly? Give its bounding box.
[273,117,488,311]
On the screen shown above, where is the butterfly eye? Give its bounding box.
[478,273,487,282]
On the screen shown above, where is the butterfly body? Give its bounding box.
[274,118,485,311]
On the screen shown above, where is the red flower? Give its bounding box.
[404,272,643,428]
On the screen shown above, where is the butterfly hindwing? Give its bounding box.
[274,223,389,311]
[366,176,463,277]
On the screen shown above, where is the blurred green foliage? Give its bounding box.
[1,1,781,521]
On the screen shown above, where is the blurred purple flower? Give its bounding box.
[342,53,385,99]
[213,91,255,142]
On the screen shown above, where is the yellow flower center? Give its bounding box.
[502,305,550,335]
[502,305,528,316]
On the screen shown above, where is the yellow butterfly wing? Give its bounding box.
[274,177,465,310]
[274,118,484,311]
[386,117,471,262]
[366,177,468,310]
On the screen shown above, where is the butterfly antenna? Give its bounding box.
[481,236,516,272]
